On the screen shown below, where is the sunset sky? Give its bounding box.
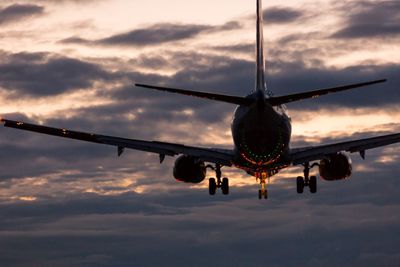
[0,0,400,266]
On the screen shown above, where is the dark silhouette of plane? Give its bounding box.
[2,0,399,199]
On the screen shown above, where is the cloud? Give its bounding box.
[0,1,399,266]
[60,21,242,47]
[211,43,254,54]
[59,36,90,45]
[32,0,103,3]
[0,51,113,96]
[0,4,44,25]
[0,55,399,266]
[263,6,304,24]
[0,177,399,267]
[1,48,398,185]
[332,1,400,39]
[267,61,400,109]
[120,48,400,110]
[98,23,212,46]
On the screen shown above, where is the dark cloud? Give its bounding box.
[214,20,242,31]
[0,58,399,266]
[99,23,212,46]
[123,48,400,110]
[277,31,323,45]
[60,21,242,47]
[0,4,44,25]
[1,45,397,127]
[0,172,399,267]
[0,51,114,96]
[211,43,254,54]
[59,36,90,45]
[1,48,398,183]
[264,6,304,24]
[267,61,400,109]
[332,1,400,39]
[0,2,399,266]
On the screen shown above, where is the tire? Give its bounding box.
[258,190,262,199]
[297,176,304,194]
[209,178,217,195]
[309,176,317,193]
[221,177,229,195]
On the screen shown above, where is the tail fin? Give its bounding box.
[256,0,269,94]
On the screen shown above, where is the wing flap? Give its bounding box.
[290,132,400,164]
[1,119,234,166]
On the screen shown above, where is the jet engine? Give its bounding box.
[173,155,206,183]
[319,152,352,181]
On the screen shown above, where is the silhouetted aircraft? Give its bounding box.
[2,0,399,199]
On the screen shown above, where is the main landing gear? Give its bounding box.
[208,164,229,195]
[297,162,318,194]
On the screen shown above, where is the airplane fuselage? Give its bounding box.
[231,92,292,175]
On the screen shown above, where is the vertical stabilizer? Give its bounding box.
[255,0,268,94]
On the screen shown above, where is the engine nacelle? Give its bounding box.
[173,155,206,184]
[319,152,352,181]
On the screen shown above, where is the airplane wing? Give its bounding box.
[289,132,400,165]
[1,119,234,166]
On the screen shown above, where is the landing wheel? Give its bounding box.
[296,162,319,194]
[258,190,268,199]
[209,178,217,195]
[221,177,229,195]
[309,176,317,193]
[296,176,304,194]
[207,164,229,196]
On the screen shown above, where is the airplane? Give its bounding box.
[1,0,399,199]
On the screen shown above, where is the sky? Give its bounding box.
[0,0,399,266]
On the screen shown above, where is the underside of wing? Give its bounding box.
[1,119,234,166]
[290,132,400,165]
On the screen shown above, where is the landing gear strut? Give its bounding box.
[208,164,229,195]
[297,162,318,194]
[257,172,268,199]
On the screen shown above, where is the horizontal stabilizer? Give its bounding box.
[135,83,254,106]
[267,79,387,106]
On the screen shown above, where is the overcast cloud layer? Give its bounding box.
[0,0,399,266]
